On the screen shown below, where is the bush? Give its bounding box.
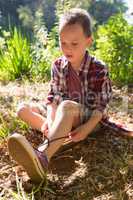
[95,14,133,85]
[0,26,61,83]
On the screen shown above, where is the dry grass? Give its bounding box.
[0,82,133,200]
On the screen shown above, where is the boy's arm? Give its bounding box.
[70,65,112,142]
[83,110,102,133]
[41,61,64,133]
[46,60,67,106]
[46,102,57,129]
[69,110,102,142]
[41,102,57,134]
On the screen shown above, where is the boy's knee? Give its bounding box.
[58,100,80,116]
[17,103,30,118]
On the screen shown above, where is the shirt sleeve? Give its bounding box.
[46,61,66,105]
[94,66,112,112]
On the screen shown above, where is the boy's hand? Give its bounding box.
[69,125,89,142]
[69,110,102,142]
[41,119,54,136]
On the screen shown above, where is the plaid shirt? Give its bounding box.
[46,51,131,133]
[47,51,112,113]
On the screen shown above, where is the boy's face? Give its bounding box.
[59,23,92,68]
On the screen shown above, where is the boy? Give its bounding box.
[8,8,133,183]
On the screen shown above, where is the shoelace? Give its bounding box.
[34,136,69,166]
[39,131,79,150]
[39,135,70,150]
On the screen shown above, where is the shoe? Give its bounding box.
[8,133,48,183]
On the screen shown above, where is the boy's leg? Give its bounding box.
[8,100,81,183]
[8,103,49,183]
[39,100,82,160]
[17,102,46,131]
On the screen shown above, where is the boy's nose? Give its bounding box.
[66,50,72,55]
[65,47,73,54]
[64,44,73,51]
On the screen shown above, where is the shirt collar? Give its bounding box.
[79,50,90,72]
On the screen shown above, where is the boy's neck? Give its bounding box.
[71,63,81,72]
[71,57,84,72]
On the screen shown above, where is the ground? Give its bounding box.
[0,82,133,200]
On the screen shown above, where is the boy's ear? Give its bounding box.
[87,36,93,46]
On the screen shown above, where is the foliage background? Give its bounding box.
[0,0,132,85]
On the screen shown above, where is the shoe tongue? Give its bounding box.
[35,150,48,169]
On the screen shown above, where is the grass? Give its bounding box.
[0,82,133,200]
[0,108,29,140]
[0,114,9,139]
[0,28,32,82]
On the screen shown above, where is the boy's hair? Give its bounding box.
[59,8,92,37]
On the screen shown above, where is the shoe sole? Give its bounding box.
[8,133,46,183]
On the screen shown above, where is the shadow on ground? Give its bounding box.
[0,83,133,199]
[1,128,133,200]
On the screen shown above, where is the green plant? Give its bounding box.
[0,112,10,139]
[95,13,133,85]
[6,173,35,200]
[0,112,29,140]
[0,27,33,82]
[31,25,61,81]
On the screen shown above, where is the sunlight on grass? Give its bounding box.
[63,158,87,187]
[5,173,35,200]
[0,82,133,199]
[0,27,32,82]
[1,171,54,200]
[0,112,29,140]
[0,114,9,139]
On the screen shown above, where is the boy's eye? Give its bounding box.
[72,43,78,46]
[61,42,66,46]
